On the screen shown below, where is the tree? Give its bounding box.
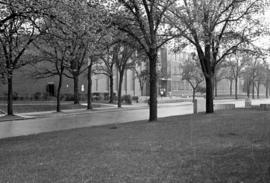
[65,40,88,104]
[168,0,266,113]
[114,43,135,108]
[130,49,149,96]
[95,41,117,104]
[246,61,257,99]
[223,64,235,97]
[53,0,108,105]
[242,52,264,99]
[57,2,89,105]
[254,63,265,98]
[86,55,96,109]
[113,0,176,121]
[213,64,227,97]
[32,0,109,111]
[0,0,52,115]
[32,22,70,112]
[85,2,112,109]
[0,0,55,32]
[181,53,204,102]
[243,66,253,98]
[84,35,110,109]
[263,62,270,98]
[225,52,248,99]
[85,32,112,109]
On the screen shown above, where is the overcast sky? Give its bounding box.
[257,9,270,49]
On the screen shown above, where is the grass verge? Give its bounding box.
[0,102,103,113]
[0,109,270,182]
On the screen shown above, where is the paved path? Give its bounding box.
[1,98,270,139]
[0,103,193,139]
[214,98,270,107]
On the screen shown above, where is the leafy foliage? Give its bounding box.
[181,53,204,89]
[167,0,268,112]
[181,53,204,100]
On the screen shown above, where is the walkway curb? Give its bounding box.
[0,102,192,122]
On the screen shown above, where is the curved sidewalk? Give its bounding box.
[0,102,193,139]
[1,98,270,139]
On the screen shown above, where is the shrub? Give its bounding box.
[2,92,19,100]
[104,93,109,100]
[42,93,48,100]
[33,92,42,100]
[79,94,86,101]
[196,86,206,94]
[113,95,118,101]
[60,94,74,101]
[121,95,132,104]
[92,93,102,101]
[66,94,74,101]
[92,95,102,101]
[132,96,139,103]
[13,92,19,100]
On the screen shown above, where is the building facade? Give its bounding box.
[0,64,141,100]
[0,47,263,100]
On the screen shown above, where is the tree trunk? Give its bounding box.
[257,81,260,99]
[267,86,269,98]
[192,88,196,103]
[7,72,13,115]
[252,81,255,99]
[247,81,250,98]
[148,52,158,121]
[133,71,136,96]
[229,79,233,96]
[56,73,63,112]
[87,65,93,110]
[140,84,144,96]
[235,77,238,100]
[205,76,214,113]
[109,74,114,103]
[214,76,218,97]
[125,70,128,95]
[117,71,124,108]
[266,82,269,98]
[197,44,214,113]
[265,74,269,98]
[73,74,79,104]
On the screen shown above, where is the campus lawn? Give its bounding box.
[0,101,104,113]
[0,109,270,182]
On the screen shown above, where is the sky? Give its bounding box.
[256,9,270,49]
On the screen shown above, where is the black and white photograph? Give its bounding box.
[0,0,270,182]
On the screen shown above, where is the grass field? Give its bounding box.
[0,109,270,182]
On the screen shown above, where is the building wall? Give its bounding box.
[1,47,267,99]
[158,48,267,97]
[0,64,141,99]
